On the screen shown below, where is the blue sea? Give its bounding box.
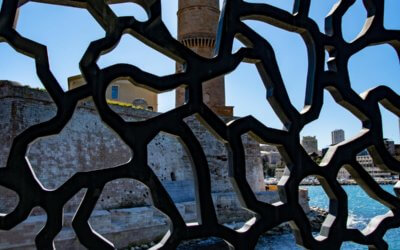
[256,185,400,249]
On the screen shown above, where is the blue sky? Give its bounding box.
[0,0,399,148]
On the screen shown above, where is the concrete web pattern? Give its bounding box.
[0,0,399,249]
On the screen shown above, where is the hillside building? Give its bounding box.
[301,136,318,154]
[68,75,158,111]
[331,129,345,145]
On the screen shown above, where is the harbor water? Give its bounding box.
[256,185,400,249]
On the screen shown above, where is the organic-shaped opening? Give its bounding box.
[27,104,132,190]
[243,20,308,112]
[158,90,176,113]
[222,218,256,233]
[341,0,367,42]
[63,189,87,217]
[0,43,41,88]
[301,176,331,239]
[160,0,178,37]
[308,0,337,33]
[183,116,231,195]
[349,44,400,95]
[225,63,284,130]
[17,2,104,89]
[341,241,371,249]
[102,76,180,120]
[97,179,152,210]
[98,34,176,77]
[105,78,159,113]
[261,143,287,183]
[324,49,330,71]
[200,74,231,118]
[336,167,351,185]
[177,237,232,249]
[109,3,149,21]
[147,132,197,222]
[0,207,46,248]
[53,189,86,247]
[345,184,391,232]
[0,90,57,166]
[354,150,396,184]
[238,132,292,216]
[241,134,272,193]
[243,0,294,13]
[89,180,170,248]
[231,37,246,54]
[148,132,194,182]
[256,223,296,248]
[301,90,362,155]
[383,0,400,30]
[384,227,400,249]
[0,46,49,169]
[300,135,319,156]
[340,163,396,233]
[0,187,19,214]
[379,104,399,156]
[182,116,256,226]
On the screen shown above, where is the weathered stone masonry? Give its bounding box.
[0,81,299,248]
[0,81,264,210]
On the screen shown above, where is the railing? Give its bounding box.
[0,0,399,249]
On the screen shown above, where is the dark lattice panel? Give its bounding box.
[1,0,400,249]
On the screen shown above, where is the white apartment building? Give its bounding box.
[356,151,392,179]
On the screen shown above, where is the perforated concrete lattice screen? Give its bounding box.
[1,0,400,249]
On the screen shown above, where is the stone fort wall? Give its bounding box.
[0,81,312,248]
[0,81,265,214]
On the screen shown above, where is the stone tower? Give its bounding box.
[176,0,233,116]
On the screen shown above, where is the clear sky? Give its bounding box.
[0,0,399,148]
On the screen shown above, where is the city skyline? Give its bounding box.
[0,0,399,147]
[331,129,345,145]
[302,130,397,152]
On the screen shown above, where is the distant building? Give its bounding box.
[384,138,395,156]
[260,144,282,167]
[68,75,158,112]
[356,150,392,179]
[301,136,318,154]
[260,144,283,178]
[337,168,351,180]
[331,129,345,145]
[275,167,287,181]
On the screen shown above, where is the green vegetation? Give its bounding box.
[106,99,146,110]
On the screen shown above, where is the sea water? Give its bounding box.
[255,185,400,249]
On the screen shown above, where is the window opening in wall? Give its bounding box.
[170,172,176,181]
[111,85,119,100]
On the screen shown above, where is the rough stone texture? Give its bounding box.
[0,207,168,250]
[178,0,220,39]
[0,81,264,212]
[0,82,294,248]
[0,190,309,249]
[184,117,265,193]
